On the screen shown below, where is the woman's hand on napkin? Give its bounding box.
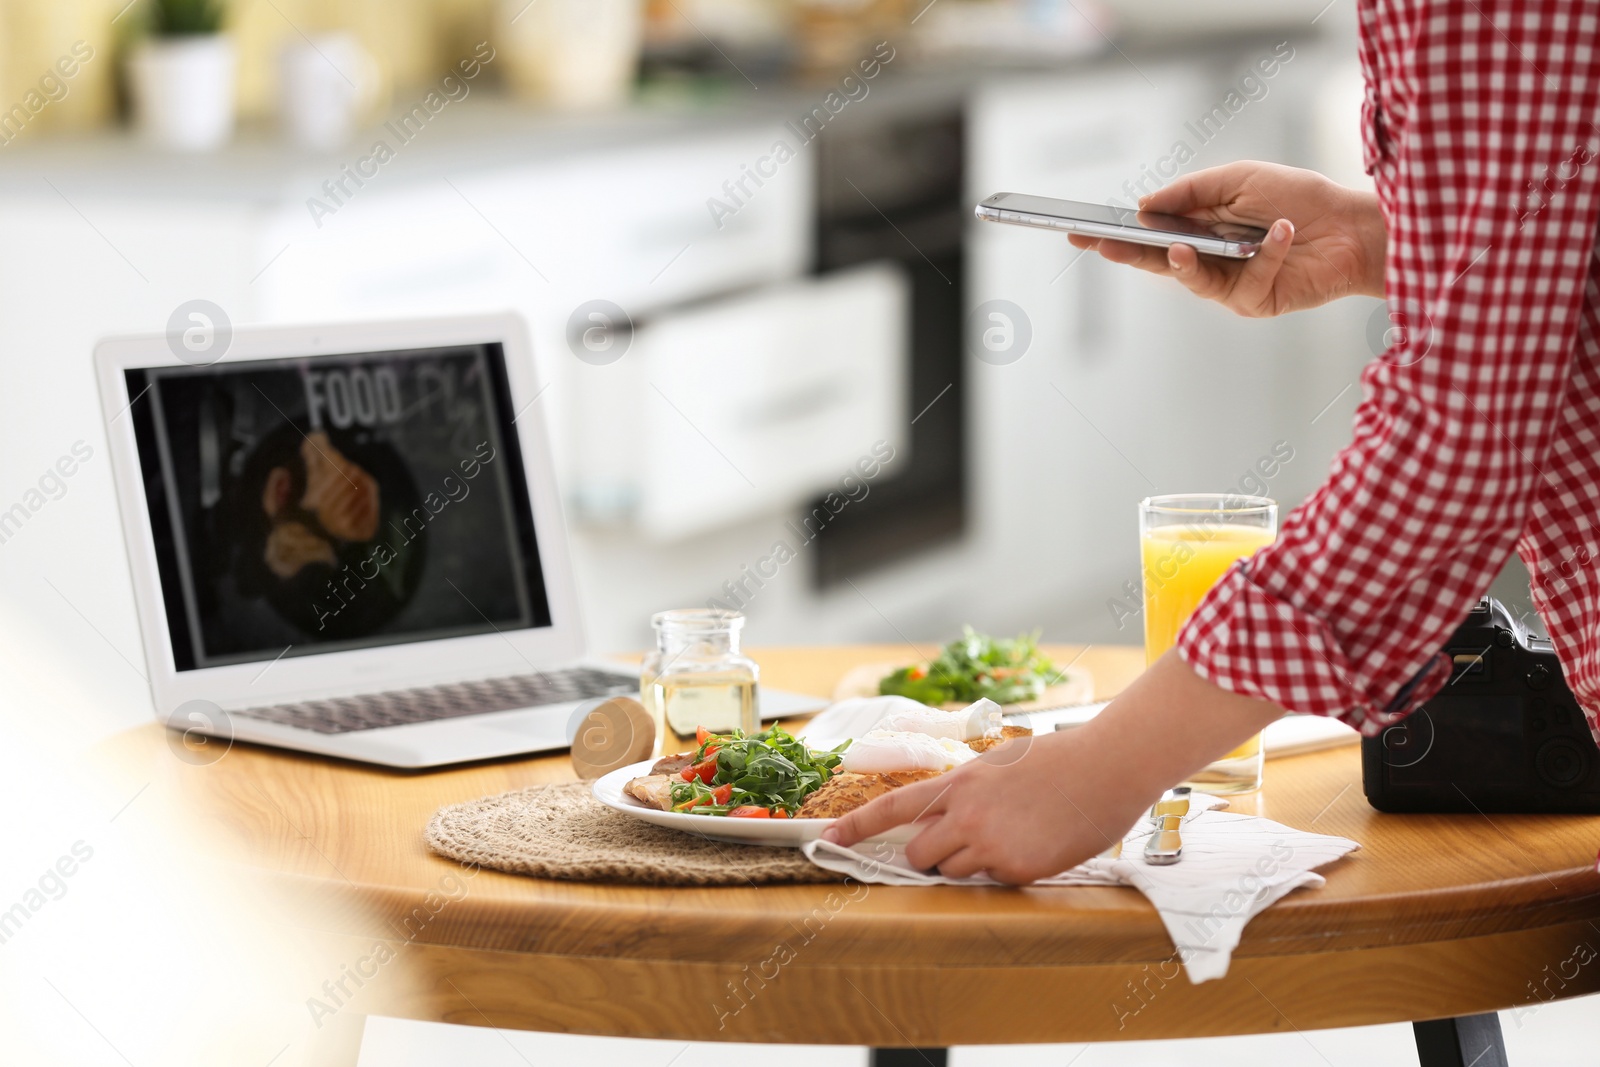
[821,726,1156,883]
[821,650,1286,884]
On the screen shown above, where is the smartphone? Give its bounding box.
[974,192,1268,259]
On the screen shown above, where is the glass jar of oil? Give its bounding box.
[641,609,759,757]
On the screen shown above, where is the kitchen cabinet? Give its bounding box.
[0,113,907,663]
[249,122,818,495]
[0,47,1362,696]
[630,263,907,540]
[965,57,1310,631]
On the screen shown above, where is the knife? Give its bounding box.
[1148,785,1192,825]
[1143,814,1183,865]
[1143,787,1191,865]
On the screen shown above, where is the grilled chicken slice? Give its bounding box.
[263,520,334,579]
[299,431,380,542]
[650,752,697,776]
[623,774,675,811]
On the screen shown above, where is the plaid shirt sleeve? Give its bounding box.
[1176,0,1600,739]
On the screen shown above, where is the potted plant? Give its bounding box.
[127,0,235,151]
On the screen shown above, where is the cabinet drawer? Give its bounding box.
[575,261,909,541]
[453,125,813,315]
[260,124,812,326]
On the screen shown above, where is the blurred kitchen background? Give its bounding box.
[2,2,1589,1066]
[0,0,1386,743]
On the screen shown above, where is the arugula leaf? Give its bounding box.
[667,725,846,816]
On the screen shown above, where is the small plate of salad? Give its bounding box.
[834,627,1093,710]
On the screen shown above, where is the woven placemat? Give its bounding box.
[424,782,844,886]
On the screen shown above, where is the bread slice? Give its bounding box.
[965,724,1032,754]
[796,768,942,819]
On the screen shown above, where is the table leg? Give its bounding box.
[868,1049,948,1067]
[1412,1013,1509,1067]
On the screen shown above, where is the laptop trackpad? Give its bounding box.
[479,707,569,743]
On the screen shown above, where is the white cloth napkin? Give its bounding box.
[802,698,1360,759]
[802,800,1359,983]
[800,696,938,743]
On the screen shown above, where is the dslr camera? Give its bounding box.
[1362,597,1600,813]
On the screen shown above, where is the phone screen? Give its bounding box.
[989,194,1268,244]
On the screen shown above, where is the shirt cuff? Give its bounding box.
[1174,559,1453,735]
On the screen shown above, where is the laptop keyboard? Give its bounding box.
[232,666,639,735]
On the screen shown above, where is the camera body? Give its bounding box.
[1362,597,1600,813]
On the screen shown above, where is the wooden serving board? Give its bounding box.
[831,661,1095,711]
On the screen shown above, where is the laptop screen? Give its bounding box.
[124,342,553,671]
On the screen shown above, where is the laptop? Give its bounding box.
[95,312,825,768]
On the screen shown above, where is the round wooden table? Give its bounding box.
[102,646,1600,1065]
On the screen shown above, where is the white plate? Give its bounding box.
[592,758,919,848]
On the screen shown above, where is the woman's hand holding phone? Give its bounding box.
[1071,161,1387,318]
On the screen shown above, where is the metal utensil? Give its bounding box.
[1149,785,1192,825]
[1143,814,1184,865]
[1143,787,1191,864]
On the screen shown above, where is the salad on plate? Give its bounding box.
[625,725,847,819]
[621,707,1031,822]
[878,627,1060,706]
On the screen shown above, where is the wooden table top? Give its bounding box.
[99,645,1600,1047]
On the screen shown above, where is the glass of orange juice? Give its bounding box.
[1140,494,1277,793]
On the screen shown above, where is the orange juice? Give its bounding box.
[1141,524,1277,664]
[1141,523,1276,770]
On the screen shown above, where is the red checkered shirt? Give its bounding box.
[1176,0,1600,744]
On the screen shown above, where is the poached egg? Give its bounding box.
[840,729,978,774]
[876,698,1002,742]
